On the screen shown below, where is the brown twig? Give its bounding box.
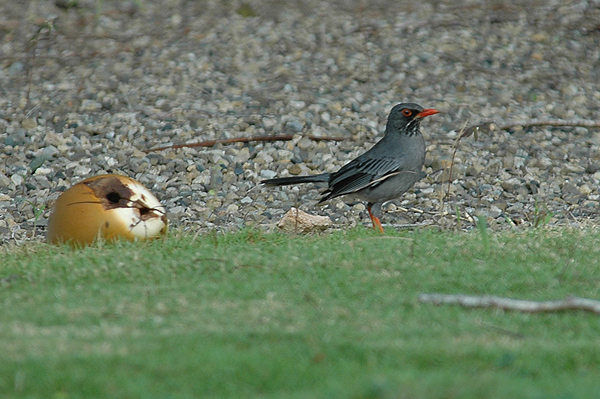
[26,17,58,110]
[466,119,600,136]
[144,134,345,153]
[418,293,600,314]
[446,120,470,199]
[443,117,600,203]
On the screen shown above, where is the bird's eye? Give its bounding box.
[402,109,412,117]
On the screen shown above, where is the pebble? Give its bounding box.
[285,120,304,133]
[489,205,503,219]
[21,118,37,129]
[79,100,103,112]
[10,174,23,186]
[288,164,303,175]
[170,206,185,214]
[260,170,277,179]
[8,61,24,75]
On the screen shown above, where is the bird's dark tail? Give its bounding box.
[261,173,329,186]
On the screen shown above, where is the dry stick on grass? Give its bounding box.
[418,294,600,315]
[144,134,345,153]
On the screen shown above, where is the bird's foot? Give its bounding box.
[368,208,385,234]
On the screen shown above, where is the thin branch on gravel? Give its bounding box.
[418,293,600,314]
[446,120,470,199]
[465,119,600,136]
[26,17,58,110]
[144,134,345,153]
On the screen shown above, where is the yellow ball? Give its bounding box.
[47,174,167,246]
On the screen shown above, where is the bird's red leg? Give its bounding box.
[367,206,384,234]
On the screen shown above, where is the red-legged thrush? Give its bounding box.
[262,103,439,233]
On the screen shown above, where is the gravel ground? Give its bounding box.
[1,0,600,244]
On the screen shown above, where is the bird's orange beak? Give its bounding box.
[416,108,440,118]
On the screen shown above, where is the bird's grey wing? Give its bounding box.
[321,156,407,201]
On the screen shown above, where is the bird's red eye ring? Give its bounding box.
[402,109,412,117]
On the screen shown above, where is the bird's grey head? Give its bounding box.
[387,103,439,137]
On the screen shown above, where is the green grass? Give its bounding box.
[2,227,600,398]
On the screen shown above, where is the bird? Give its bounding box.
[262,103,439,233]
